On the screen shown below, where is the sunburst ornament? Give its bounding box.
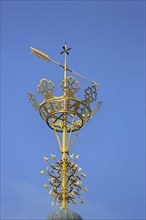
[28,43,102,210]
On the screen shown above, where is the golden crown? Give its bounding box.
[28,75,102,132]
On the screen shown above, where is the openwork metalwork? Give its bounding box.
[38,78,55,99]
[84,85,97,105]
[28,92,39,111]
[60,76,80,97]
[29,79,100,132]
[39,96,91,132]
[41,154,88,207]
[28,43,102,209]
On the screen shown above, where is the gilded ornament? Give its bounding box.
[84,85,97,105]
[60,76,80,97]
[28,92,39,111]
[29,43,102,210]
[38,78,55,99]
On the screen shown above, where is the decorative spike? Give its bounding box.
[70,154,74,159]
[44,184,49,189]
[51,201,55,206]
[80,199,85,204]
[84,187,89,192]
[40,170,45,175]
[51,154,56,159]
[81,173,86,178]
[43,156,49,162]
[75,154,79,160]
[78,167,82,172]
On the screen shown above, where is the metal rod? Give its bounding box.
[51,58,64,68]
[31,47,99,86]
[61,43,68,209]
[67,67,99,86]
[53,125,62,151]
[69,130,79,153]
[67,115,75,148]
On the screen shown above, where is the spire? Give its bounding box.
[28,43,102,210]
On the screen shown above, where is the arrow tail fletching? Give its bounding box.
[31,47,51,62]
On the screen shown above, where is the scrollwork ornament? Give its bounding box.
[42,154,88,207]
[38,78,55,99]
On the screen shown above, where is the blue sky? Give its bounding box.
[1,1,145,220]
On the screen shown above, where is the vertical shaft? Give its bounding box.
[61,43,68,209]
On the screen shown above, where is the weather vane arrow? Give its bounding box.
[30,43,99,86]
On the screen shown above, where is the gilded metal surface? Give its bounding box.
[38,78,55,99]
[60,76,80,97]
[28,92,39,111]
[91,101,102,118]
[39,96,91,132]
[30,46,99,86]
[29,43,102,210]
[41,154,88,207]
[84,85,97,105]
[31,47,51,62]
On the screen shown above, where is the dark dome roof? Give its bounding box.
[46,209,83,220]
